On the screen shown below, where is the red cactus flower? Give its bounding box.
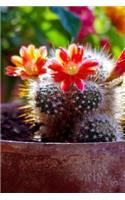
[6,44,47,80]
[48,44,98,92]
[106,48,125,82]
[115,48,125,75]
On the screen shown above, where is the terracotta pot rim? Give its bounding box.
[1,139,125,158]
[1,139,125,145]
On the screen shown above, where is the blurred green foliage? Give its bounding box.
[1,6,125,102]
[1,7,81,102]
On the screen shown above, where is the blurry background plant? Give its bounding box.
[1,6,125,102]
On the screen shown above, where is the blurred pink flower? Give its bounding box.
[68,7,95,41]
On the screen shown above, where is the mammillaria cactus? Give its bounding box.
[6,44,125,142]
[70,81,103,114]
[72,114,122,143]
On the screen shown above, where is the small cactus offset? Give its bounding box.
[5,44,125,142]
[72,114,122,143]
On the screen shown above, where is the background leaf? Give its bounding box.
[50,7,81,40]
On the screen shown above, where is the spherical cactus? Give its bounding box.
[73,115,122,143]
[24,78,69,140]
[35,83,66,115]
[70,81,103,114]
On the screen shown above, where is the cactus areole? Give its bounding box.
[5,44,125,142]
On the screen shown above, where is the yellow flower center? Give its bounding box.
[64,62,79,75]
[25,64,38,75]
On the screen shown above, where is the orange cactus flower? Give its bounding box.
[6,44,47,80]
[106,48,125,82]
[48,44,98,92]
[104,7,125,34]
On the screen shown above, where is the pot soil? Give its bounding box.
[1,103,125,192]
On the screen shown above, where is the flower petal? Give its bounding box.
[35,57,45,67]
[115,48,125,75]
[106,48,125,82]
[75,79,85,91]
[76,60,98,79]
[78,60,98,79]
[79,60,98,73]
[27,44,36,60]
[68,44,84,63]
[61,79,72,92]
[19,46,28,58]
[48,62,63,72]
[68,43,77,57]
[53,72,66,82]
[11,56,24,67]
[19,46,29,64]
[79,67,97,78]
[39,46,47,58]
[39,68,46,75]
[6,66,18,76]
[56,48,69,64]
[18,71,29,80]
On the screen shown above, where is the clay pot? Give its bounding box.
[1,140,125,193]
[1,104,125,192]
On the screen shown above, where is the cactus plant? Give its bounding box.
[5,44,125,142]
[72,114,122,143]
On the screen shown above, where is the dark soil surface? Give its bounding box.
[1,104,40,142]
[1,103,72,142]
